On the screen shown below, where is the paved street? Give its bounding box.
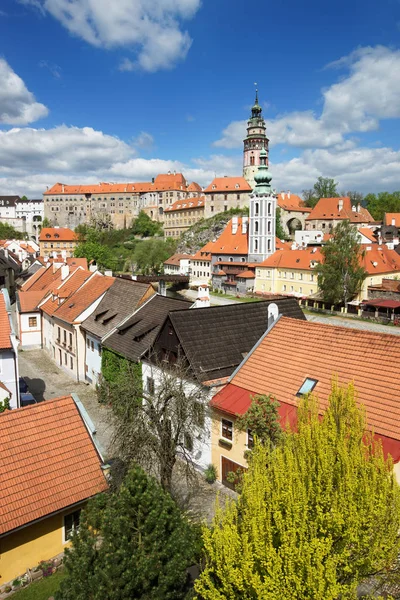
[18,349,111,456]
[306,312,400,335]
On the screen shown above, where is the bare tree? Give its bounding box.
[98,354,210,495]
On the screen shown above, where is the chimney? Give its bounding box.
[281,192,285,200]
[352,205,356,212]
[152,177,155,184]
[288,190,291,199]
[267,302,279,328]
[61,184,64,193]
[232,216,238,235]
[357,203,361,213]
[392,218,396,226]
[242,216,248,234]
[61,264,69,280]
[168,170,171,175]
[174,170,176,176]
[338,199,343,211]
[4,249,8,260]
[196,284,210,308]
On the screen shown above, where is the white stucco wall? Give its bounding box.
[0,349,18,410]
[85,332,102,385]
[142,361,212,471]
[18,311,42,348]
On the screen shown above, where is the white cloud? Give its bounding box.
[39,60,62,79]
[21,0,201,72]
[132,131,154,150]
[214,46,400,150]
[0,58,49,125]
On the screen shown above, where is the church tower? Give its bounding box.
[243,89,269,190]
[248,148,276,263]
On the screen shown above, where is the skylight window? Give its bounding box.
[296,378,318,397]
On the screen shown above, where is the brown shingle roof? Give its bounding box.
[218,316,400,442]
[162,299,306,384]
[52,274,114,324]
[104,295,191,362]
[81,278,154,338]
[0,396,108,536]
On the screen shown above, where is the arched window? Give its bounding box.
[267,221,271,233]
[267,239,271,251]
[255,220,259,233]
[254,239,258,252]
[268,202,271,216]
[250,156,255,166]
[255,202,259,216]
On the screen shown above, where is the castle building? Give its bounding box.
[243,90,270,190]
[248,148,276,263]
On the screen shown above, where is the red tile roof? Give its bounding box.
[0,294,12,350]
[259,247,323,270]
[212,316,400,443]
[306,197,374,223]
[187,182,202,193]
[164,197,205,212]
[44,174,199,196]
[163,253,191,266]
[52,275,114,324]
[358,227,376,242]
[39,228,77,242]
[207,217,249,255]
[277,192,312,213]
[0,396,108,535]
[238,270,256,278]
[21,265,62,293]
[190,241,214,261]
[18,291,48,313]
[204,177,252,193]
[385,213,400,227]
[40,269,92,317]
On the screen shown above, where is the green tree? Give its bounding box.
[313,176,339,199]
[275,207,286,240]
[236,394,282,447]
[195,382,400,599]
[341,190,364,206]
[0,222,25,240]
[301,188,319,208]
[99,356,208,493]
[42,217,51,228]
[74,241,115,270]
[57,467,200,600]
[364,191,400,221]
[132,210,163,237]
[315,220,367,305]
[20,195,28,201]
[133,238,177,275]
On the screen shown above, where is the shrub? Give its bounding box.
[204,464,217,484]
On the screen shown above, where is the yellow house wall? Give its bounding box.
[211,409,249,482]
[254,266,318,297]
[0,504,85,584]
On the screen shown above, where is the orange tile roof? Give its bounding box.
[164,197,205,212]
[164,253,191,266]
[275,238,292,250]
[213,316,400,443]
[204,177,252,193]
[40,268,93,317]
[384,213,400,228]
[187,182,202,192]
[361,245,400,275]
[190,241,214,261]
[66,257,88,269]
[0,396,108,536]
[277,192,312,213]
[18,291,48,313]
[21,265,62,293]
[44,174,196,196]
[0,294,12,350]
[206,218,249,255]
[238,270,255,278]
[39,228,77,242]
[358,227,377,242]
[306,197,374,223]
[20,266,47,291]
[52,275,114,324]
[259,247,324,270]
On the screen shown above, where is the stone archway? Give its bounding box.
[286,217,302,237]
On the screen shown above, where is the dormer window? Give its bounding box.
[45,234,51,238]
[54,233,59,238]
[235,183,239,189]
[212,185,216,190]
[297,378,318,397]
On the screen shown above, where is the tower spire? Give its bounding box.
[243,89,269,189]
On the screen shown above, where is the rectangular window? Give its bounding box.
[91,341,94,351]
[247,429,254,449]
[310,274,314,282]
[69,332,72,347]
[70,357,73,370]
[64,352,67,365]
[147,377,155,394]
[63,330,67,343]
[57,326,61,341]
[87,338,90,348]
[222,418,233,440]
[98,344,102,355]
[64,510,81,542]
[297,378,318,397]
[28,316,37,328]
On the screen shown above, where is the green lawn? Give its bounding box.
[11,570,66,600]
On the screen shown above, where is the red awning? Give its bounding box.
[364,298,400,309]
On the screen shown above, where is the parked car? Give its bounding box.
[19,378,28,394]
[20,393,37,407]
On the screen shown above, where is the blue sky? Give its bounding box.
[1,0,400,197]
